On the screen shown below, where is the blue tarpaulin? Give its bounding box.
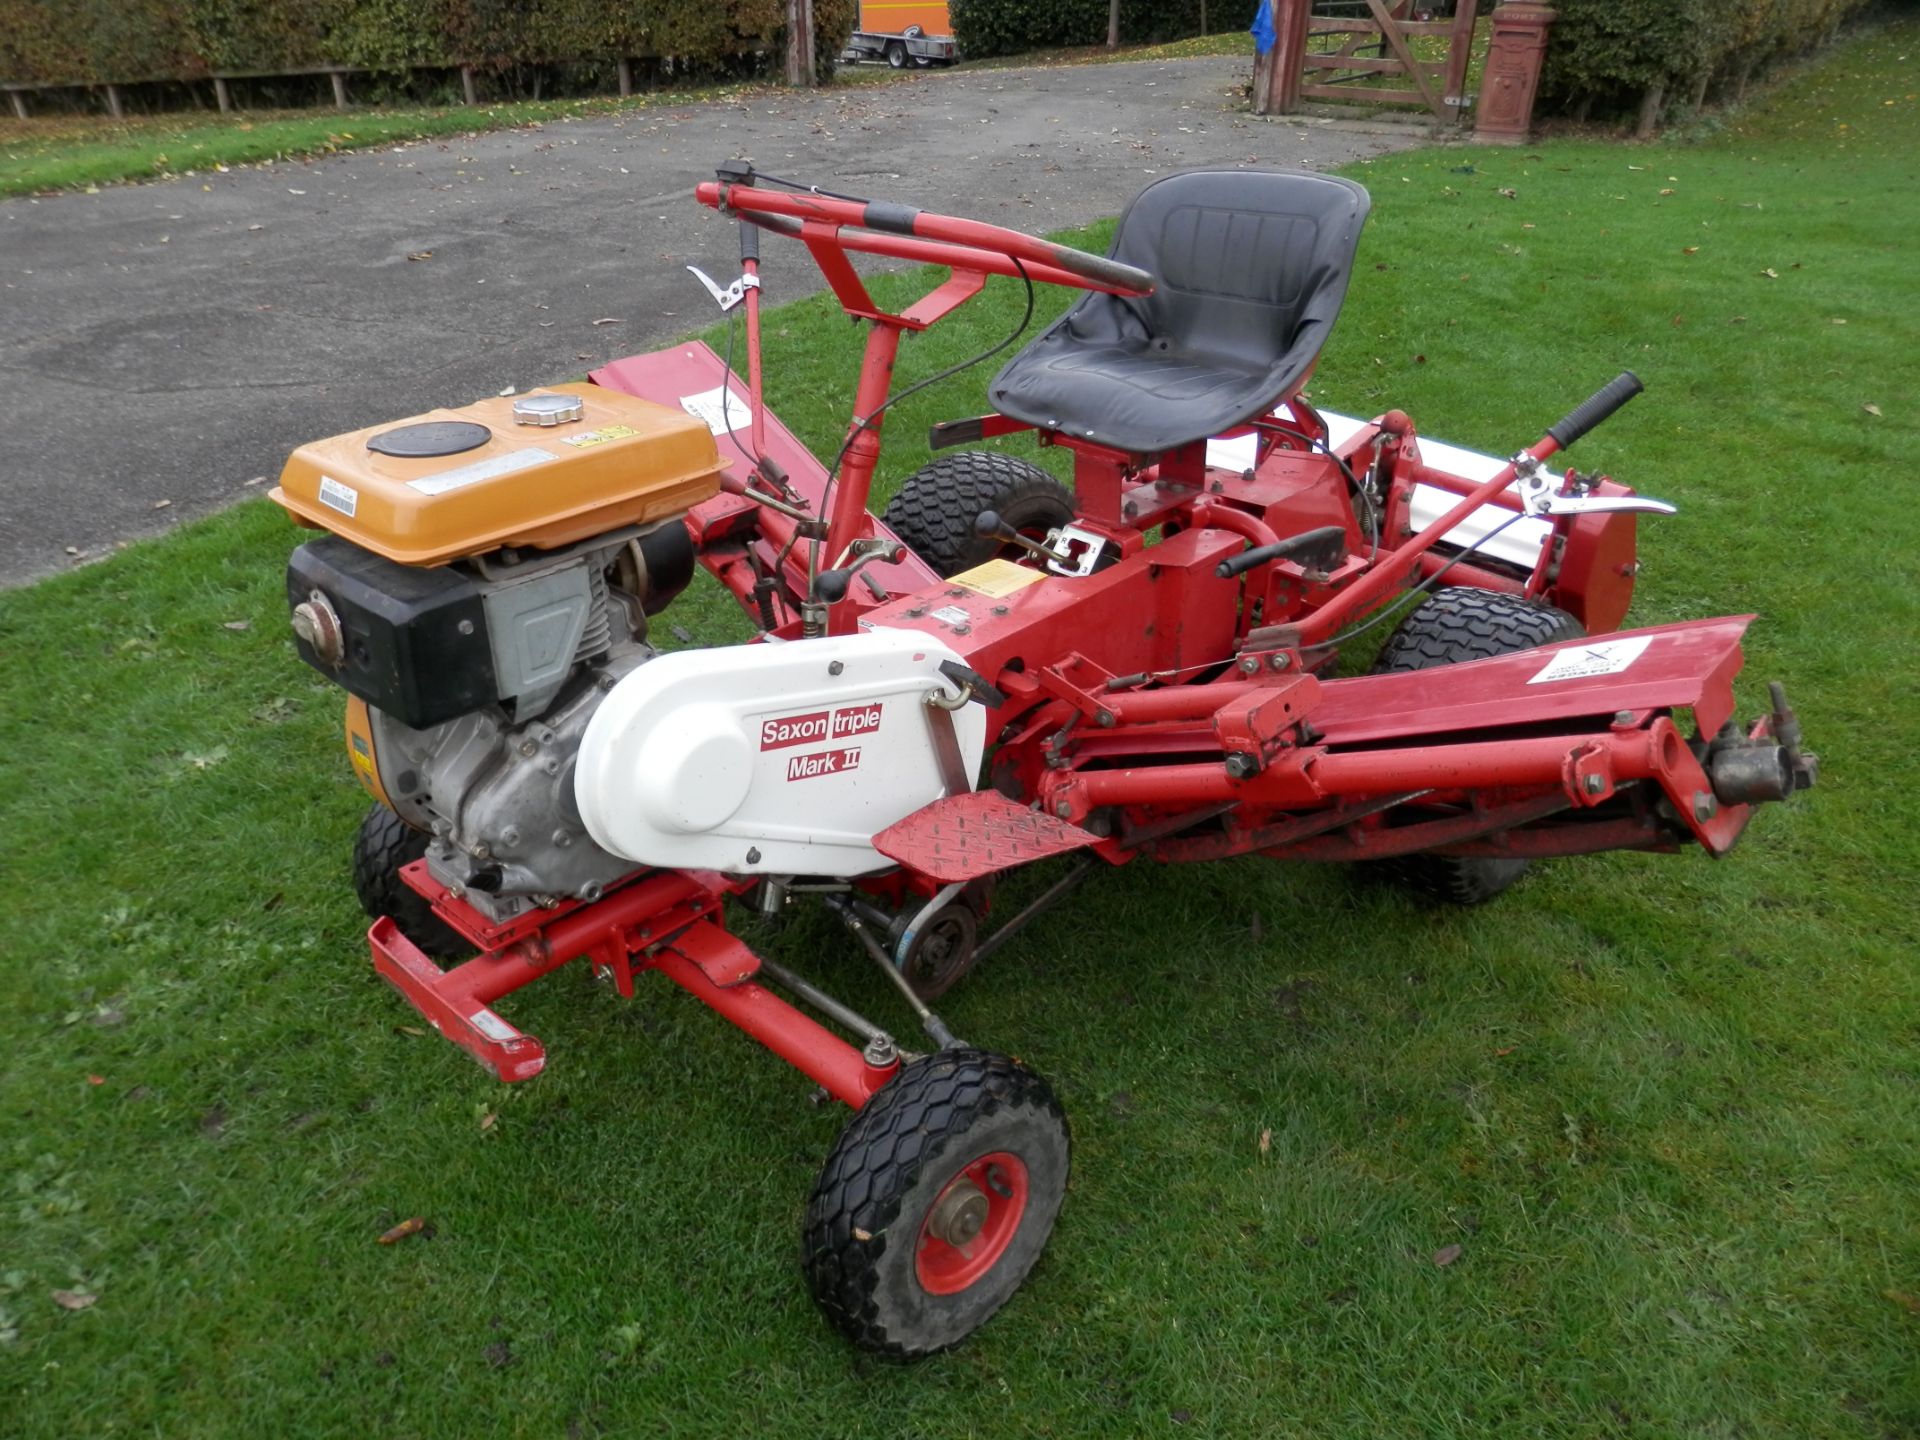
[1250,0,1277,53]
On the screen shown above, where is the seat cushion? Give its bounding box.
[989,168,1370,456]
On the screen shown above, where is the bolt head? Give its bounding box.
[745,846,762,865]
[1053,800,1073,820]
[828,660,845,676]
[518,740,538,757]
[1583,773,1605,796]
[1692,791,1718,822]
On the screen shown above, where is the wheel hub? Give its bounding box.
[926,1178,989,1247]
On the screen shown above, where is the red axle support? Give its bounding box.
[651,933,898,1109]
[373,867,899,1106]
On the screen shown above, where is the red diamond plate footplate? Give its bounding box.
[873,790,1097,884]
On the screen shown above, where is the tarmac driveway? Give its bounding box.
[0,55,1417,587]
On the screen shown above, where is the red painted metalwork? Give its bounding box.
[874,790,1097,884]
[915,1151,1031,1296]
[360,176,1806,1110]
[651,928,898,1108]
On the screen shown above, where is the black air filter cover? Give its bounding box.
[367,420,492,458]
[287,536,497,728]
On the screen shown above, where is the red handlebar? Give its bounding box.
[694,179,1156,299]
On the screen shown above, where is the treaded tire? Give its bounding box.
[1366,588,1586,905]
[803,1048,1069,1358]
[881,451,1073,578]
[351,804,466,958]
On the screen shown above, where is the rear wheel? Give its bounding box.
[1365,588,1586,904]
[351,804,466,957]
[886,40,909,68]
[882,451,1073,578]
[803,1049,1069,1358]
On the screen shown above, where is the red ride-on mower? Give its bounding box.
[273,163,1815,1356]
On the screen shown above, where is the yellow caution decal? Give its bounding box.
[344,696,393,809]
[949,557,1045,599]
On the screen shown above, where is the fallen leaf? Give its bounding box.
[151,498,171,509]
[406,250,433,261]
[244,475,267,486]
[852,1226,873,1242]
[248,224,264,231]
[1886,1289,1920,1314]
[591,317,623,326]
[222,620,251,632]
[51,1290,96,1311]
[378,1217,427,1245]
[1497,187,1518,199]
[1659,187,1675,196]
[1863,403,1882,416]
[87,1074,105,1086]
[1760,268,1779,279]
[1494,1046,1516,1057]
[288,188,306,195]
[1258,1127,1272,1155]
[479,1111,497,1132]
[1432,1244,1463,1267]
[396,1024,425,1037]
[1683,246,1699,255]
[1830,318,1847,325]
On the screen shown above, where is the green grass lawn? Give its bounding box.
[3,20,1917,1439]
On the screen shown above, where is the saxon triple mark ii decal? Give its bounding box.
[759,702,883,781]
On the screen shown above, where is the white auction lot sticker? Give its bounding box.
[1528,635,1654,684]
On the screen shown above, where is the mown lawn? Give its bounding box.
[2,20,1916,1440]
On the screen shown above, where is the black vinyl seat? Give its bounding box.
[988,168,1371,456]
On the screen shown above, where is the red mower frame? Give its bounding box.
[360,162,1814,1356]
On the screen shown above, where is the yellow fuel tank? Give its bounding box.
[272,383,725,566]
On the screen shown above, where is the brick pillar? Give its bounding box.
[1474,1,1555,145]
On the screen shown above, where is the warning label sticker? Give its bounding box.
[560,423,640,449]
[1527,635,1654,685]
[317,475,358,517]
[950,557,1045,599]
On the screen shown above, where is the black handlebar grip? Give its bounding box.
[1040,242,1155,295]
[1546,371,1644,450]
[813,569,853,603]
[738,217,759,266]
[974,509,1010,539]
[1214,526,1347,580]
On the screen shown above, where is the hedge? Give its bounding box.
[0,0,858,85]
[950,0,1261,61]
[1541,0,1877,123]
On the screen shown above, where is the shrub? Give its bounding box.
[950,0,1258,61]
[1540,0,1878,124]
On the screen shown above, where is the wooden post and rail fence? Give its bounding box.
[1252,0,1556,144]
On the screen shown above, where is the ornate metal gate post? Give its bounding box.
[1474,1,1556,144]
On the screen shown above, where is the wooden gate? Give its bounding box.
[1297,0,1481,122]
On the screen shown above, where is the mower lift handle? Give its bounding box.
[1546,371,1643,451]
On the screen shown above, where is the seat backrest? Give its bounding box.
[1071,168,1371,373]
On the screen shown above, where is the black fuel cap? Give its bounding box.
[367,420,492,458]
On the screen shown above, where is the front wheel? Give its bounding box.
[886,41,909,68]
[803,1049,1070,1358]
[881,450,1073,578]
[1365,588,1586,904]
[351,804,466,957]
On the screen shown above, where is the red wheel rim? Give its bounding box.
[914,1150,1029,1296]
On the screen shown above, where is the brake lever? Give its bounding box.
[1511,454,1678,518]
[685,264,760,313]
